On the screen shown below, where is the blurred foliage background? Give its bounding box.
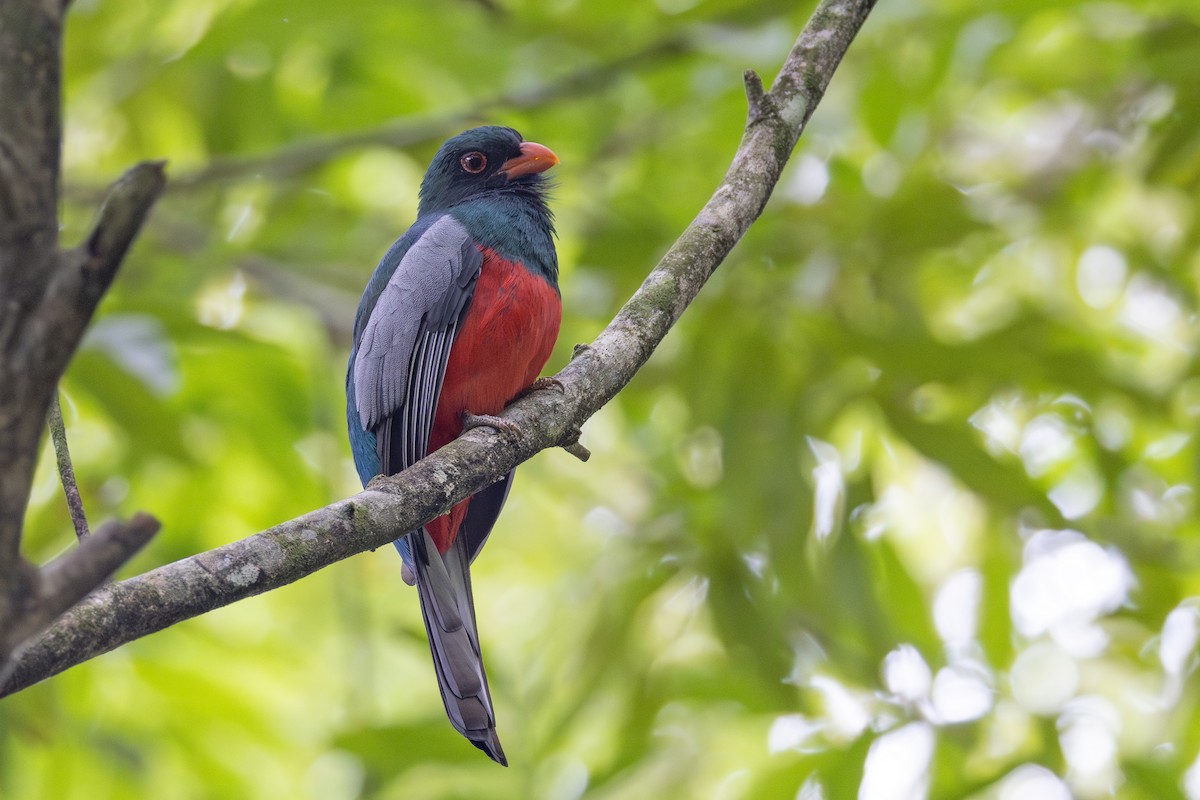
[3,0,1200,797]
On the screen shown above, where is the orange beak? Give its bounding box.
[499,141,559,180]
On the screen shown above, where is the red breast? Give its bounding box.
[424,248,562,552]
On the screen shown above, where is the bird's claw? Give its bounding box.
[529,376,566,394]
[462,411,523,437]
[512,376,565,402]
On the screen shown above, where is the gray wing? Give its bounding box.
[353,214,482,475]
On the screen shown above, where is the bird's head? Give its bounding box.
[418,126,558,215]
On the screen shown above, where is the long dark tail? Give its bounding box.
[408,528,506,766]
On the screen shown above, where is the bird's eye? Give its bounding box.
[460,152,487,174]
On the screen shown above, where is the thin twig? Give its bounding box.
[47,392,89,539]
[63,37,689,203]
[744,69,767,121]
[563,442,591,462]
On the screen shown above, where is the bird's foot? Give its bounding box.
[462,411,523,437]
[513,376,565,402]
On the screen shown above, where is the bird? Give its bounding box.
[345,126,560,766]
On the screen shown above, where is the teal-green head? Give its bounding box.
[417,126,559,285]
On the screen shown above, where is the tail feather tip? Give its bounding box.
[471,729,507,767]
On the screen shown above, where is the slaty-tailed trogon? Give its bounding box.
[346,126,559,765]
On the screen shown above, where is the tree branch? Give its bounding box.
[0,160,165,549]
[0,81,165,669]
[0,513,159,686]
[0,0,61,254]
[0,0,66,674]
[82,161,169,273]
[47,393,89,540]
[1,161,164,563]
[0,0,877,697]
[61,36,689,202]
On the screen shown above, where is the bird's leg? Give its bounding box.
[462,375,564,437]
[462,408,589,461]
[512,375,565,402]
[530,375,566,393]
[462,410,523,437]
[513,375,589,460]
